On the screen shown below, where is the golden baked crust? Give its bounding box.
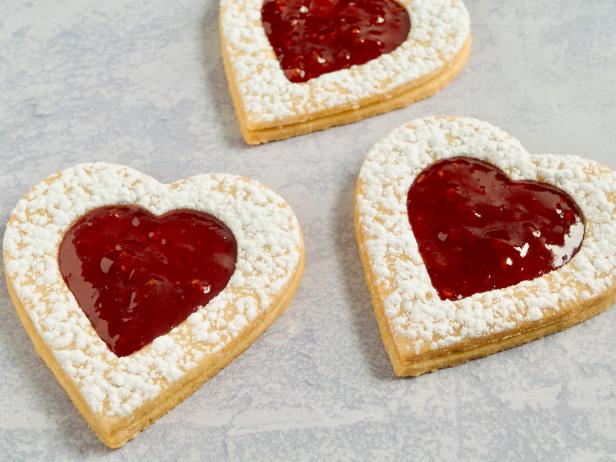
[354,116,616,376]
[5,252,304,447]
[223,35,471,145]
[355,209,616,376]
[3,163,305,447]
[219,0,472,144]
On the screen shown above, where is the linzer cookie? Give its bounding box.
[355,116,616,376]
[3,163,304,447]
[220,0,471,144]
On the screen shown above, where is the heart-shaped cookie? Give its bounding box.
[3,163,304,447]
[220,0,471,144]
[355,116,616,376]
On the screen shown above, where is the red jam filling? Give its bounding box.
[58,206,237,357]
[407,157,585,301]
[261,0,411,83]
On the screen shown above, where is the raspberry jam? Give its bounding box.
[59,206,237,357]
[261,0,411,83]
[407,157,585,301]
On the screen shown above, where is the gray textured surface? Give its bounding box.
[1,0,615,460]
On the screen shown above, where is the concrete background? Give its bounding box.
[1,0,615,460]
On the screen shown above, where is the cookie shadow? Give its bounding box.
[332,180,396,380]
[0,267,106,454]
[199,1,244,148]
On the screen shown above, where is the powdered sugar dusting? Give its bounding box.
[546,218,585,267]
[356,117,616,355]
[220,0,470,129]
[3,163,303,417]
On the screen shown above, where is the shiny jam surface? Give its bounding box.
[58,206,237,357]
[407,157,585,301]
[261,0,411,83]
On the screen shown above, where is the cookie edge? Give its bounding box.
[2,168,306,447]
[4,243,304,447]
[354,144,616,377]
[220,11,471,145]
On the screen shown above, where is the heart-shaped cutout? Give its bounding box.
[59,206,238,357]
[220,0,471,144]
[261,0,411,83]
[407,156,584,301]
[355,116,616,377]
[3,164,304,447]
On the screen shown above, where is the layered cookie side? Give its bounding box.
[220,0,471,144]
[355,116,616,376]
[3,163,304,447]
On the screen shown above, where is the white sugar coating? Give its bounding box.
[356,116,616,355]
[220,0,470,129]
[3,163,303,417]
